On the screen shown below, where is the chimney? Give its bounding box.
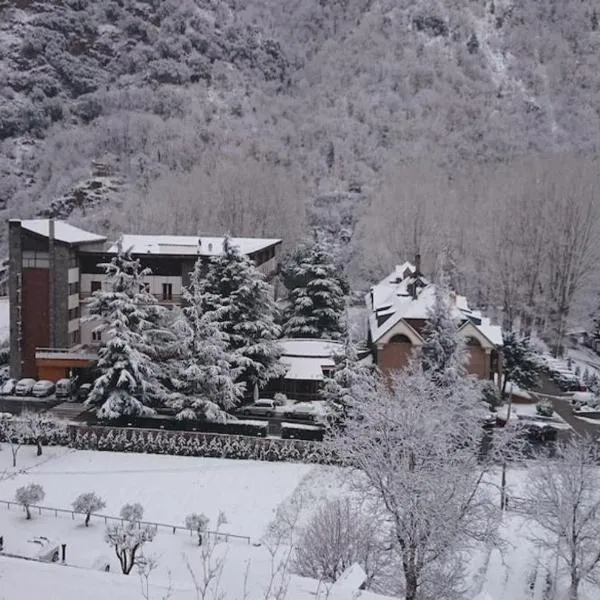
[414,253,421,277]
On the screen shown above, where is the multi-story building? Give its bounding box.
[8,219,281,381]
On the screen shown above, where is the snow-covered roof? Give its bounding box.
[110,234,281,257]
[280,339,343,358]
[280,339,343,381]
[282,356,336,380]
[15,219,106,245]
[368,262,502,347]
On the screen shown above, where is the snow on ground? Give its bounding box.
[1,448,599,599]
[0,296,8,344]
[496,402,572,430]
[0,446,313,541]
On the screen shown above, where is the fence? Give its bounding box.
[0,499,250,545]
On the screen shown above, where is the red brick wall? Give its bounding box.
[466,345,489,379]
[22,269,50,378]
[378,342,414,372]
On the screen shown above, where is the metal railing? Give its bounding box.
[35,347,98,361]
[0,499,250,545]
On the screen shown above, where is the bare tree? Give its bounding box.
[0,414,26,467]
[185,513,210,546]
[292,496,394,590]
[525,436,600,600]
[20,411,65,457]
[72,492,106,527]
[105,503,157,574]
[184,512,229,600]
[15,483,45,520]
[328,363,510,600]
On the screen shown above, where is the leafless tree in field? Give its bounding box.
[524,436,600,600]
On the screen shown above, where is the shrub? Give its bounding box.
[536,400,554,418]
[72,492,106,527]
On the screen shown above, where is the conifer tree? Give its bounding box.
[501,331,541,397]
[421,276,467,387]
[196,237,283,391]
[167,259,245,420]
[321,335,378,422]
[282,239,348,340]
[86,244,164,419]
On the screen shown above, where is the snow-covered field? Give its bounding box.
[0,447,597,600]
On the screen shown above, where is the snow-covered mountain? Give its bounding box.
[0,0,598,249]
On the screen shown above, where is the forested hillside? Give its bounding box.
[1,0,599,331]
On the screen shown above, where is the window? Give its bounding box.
[68,281,79,295]
[69,330,80,346]
[91,281,102,293]
[22,251,49,268]
[68,307,80,321]
[92,330,102,342]
[162,283,173,301]
[69,253,78,268]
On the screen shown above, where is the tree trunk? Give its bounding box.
[404,569,419,600]
[85,513,90,527]
[569,576,579,600]
[12,449,17,467]
[36,440,42,456]
[25,505,31,520]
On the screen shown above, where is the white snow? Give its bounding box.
[111,234,281,257]
[16,219,106,245]
[0,447,312,541]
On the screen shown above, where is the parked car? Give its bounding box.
[32,380,55,398]
[15,378,36,396]
[0,378,16,395]
[571,391,598,409]
[234,399,276,417]
[77,383,92,402]
[55,378,73,399]
[283,402,330,425]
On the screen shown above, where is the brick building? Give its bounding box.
[9,219,281,380]
[367,259,503,380]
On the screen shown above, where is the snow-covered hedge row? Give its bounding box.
[68,426,336,465]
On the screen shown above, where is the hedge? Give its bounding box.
[68,425,337,465]
[93,415,270,437]
[281,423,324,442]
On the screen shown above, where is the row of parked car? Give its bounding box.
[233,399,331,424]
[0,377,91,401]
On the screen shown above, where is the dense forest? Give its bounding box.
[1,0,599,334]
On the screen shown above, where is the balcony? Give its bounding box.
[35,347,98,362]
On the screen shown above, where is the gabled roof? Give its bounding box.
[110,234,281,257]
[14,219,106,245]
[368,262,503,348]
[280,338,343,381]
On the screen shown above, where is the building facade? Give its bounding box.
[367,260,503,380]
[9,220,281,380]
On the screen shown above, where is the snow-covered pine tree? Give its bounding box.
[196,236,283,391]
[321,335,378,422]
[86,243,165,419]
[282,239,348,340]
[167,258,245,421]
[501,332,541,397]
[420,275,468,387]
